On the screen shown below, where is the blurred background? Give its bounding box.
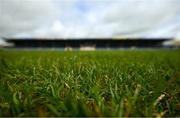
[0,0,180,48]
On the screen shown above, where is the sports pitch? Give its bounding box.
[0,50,179,117]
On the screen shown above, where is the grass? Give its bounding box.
[0,50,180,117]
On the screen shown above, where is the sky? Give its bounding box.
[0,0,180,44]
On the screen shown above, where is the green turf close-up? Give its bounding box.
[0,50,180,117]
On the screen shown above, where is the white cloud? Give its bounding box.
[97,0,180,37]
[0,0,180,43]
[0,0,57,36]
[51,21,64,33]
[50,0,180,38]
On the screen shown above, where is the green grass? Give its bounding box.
[0,50,180,117]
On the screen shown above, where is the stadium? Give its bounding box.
[0,0,180,117]
[3,38,173,50]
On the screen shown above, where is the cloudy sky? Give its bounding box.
[0,0,180,44]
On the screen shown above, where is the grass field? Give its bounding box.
[0,50,180,117]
